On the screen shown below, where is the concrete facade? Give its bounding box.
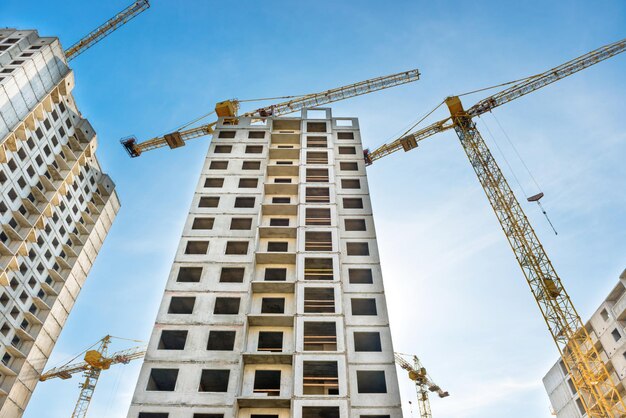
[543,269,626,417]
[128,108,403,418]
[0,29,120,417]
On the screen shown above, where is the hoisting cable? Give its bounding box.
[489,112,558,235]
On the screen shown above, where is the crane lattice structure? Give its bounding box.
[40,335,146,418]
[366,38,626,417]
[394,352,449,418]
[120,68,421,157]
[64,0,150,61]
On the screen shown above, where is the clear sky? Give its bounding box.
[2,1,626,417]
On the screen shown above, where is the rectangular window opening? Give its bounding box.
[304,288,335,313]
[304,322,337,351]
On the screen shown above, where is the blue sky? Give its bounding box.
[2,1,626,417]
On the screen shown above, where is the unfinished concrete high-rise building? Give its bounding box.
[543,269,626,417]
[128,108,403,418]
[0,29,119,416]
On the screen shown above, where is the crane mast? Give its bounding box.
[365,38,626,417]
[394,353,449,418]
[121,68,421,157]
[64,0,150,61]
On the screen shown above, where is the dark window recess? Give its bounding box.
[343,198,363,209]
[158,330,188,350]
[250,416,278,418]
[273,178,292,183]
[214,145,232,153]
[234,197,255,208]
[184,241,209,255]
[199,369,230,392]
[303,361,339,395]
[199,197,219,208]
[138,413,169,418]
[168,297,195,314]
[306,151,328,164]
[351,298,377,316]
[249,131,266,138]
[306,136,328,148]
[338,146,356,155]
[239,178,258,188]
[225,241,249,255]
[193,415,224,418]
[307,122,327,133]
[347,242,369,256]
[253,370,281,396]
[214,297,240,314]
[258,331,283,351]
[220,267,245,283]
[360,416,391,418]
[267,242,288,252]
[304,288,335,313]
[230,218,253,230]
[246,145,263,154]
[341,179,361,189]
[356,370,387,393]
[304,322,337,351]
[146,369,178,391]
[612,328,621,342]
[204,178,224,188]
[306,187,330,203]
[265,268,287,281]
[345,219,366,231]
[177,267,203,282]
[272,197,290,204]
[337,132,355,139]
[305,231,333,251]
[304,258,333,280]
[207,330,236,350]
[349,269,374,284]
[209,161,228,169]
[270,218,290,226]
[340,161,358,171]
[242,161,261,170]
[306,168,329,182]
[302,407,340,418]
[354,332,382,352]
[261,298,285,314]
[192,217,214,229]
[218,131,236,138]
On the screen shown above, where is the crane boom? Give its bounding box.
[121,68,421,157]
[365,37,626,164]
[64,0,150,61]
[366,37,626,417]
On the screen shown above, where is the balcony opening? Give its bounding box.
[303,361,338,395]
[192,217,214,229]
[304,288,335,313]
[307,122,327,133]
[341,179,360,189]
[258,331,283,351]
[234,197,255,208]
[219,267,245,283]
[225,241,249,255]
[304,322,337,351]
[209,161,228,169]
[253,370,281,396]
[267,242,289,252]
[306,168,329,182]
[269,218,290,226]
[302,407,340,418]
[351,298,377,316]
[146,368,178,391]
[356,370,387,393]
[345,219,366,231]
[261,297,285,314]
[199,197,219,208]
[305,208,331,226]
[199,369,230,392]
[168,297,195,314]
[337,132,354,139]
[347,242,369,256]
[339,162,358,171]
[306,187,330,203]
[306,151,328,164]
[305,231,333,251]
[231,218,253,230]
[207,330,236,350]
[242,161,261,170]
[343,198,363,209]
[158,330,188,350]
[348,269,373,284]
[304,258,333,280]
[272,197,291,204]
[265,268,287,281]
[306,136,327,148]
[214,297,241,314]
[354,332,382,352]
[204,178,224,188]
[184,241,209,255]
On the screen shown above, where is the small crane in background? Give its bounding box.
[64,0,150,61]
[39,335,146,418]
[395,352,449,418]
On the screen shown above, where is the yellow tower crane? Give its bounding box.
[39,335,146,418]
[120,68,421,157]
[64,0,150,62]
[365,38,626,417]
[395,353,449,418]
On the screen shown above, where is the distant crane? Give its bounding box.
[40,335,146,418]
[120,68,421,157]
[366,38,626,417]
[64,0,150,61]
[395,352,449,418]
